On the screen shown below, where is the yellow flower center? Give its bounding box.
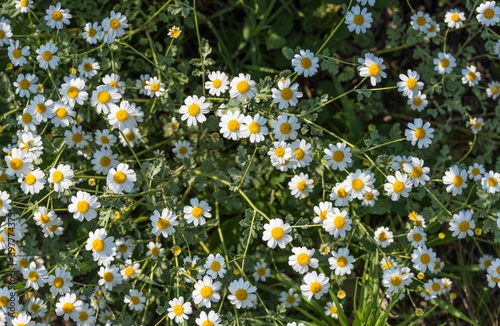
[20,0,29,6]
[99,156,111,167]
[19,79,31,90]
[406,78,417,90]
[52,11,63,21]
[393,180,405,193]
[427,24,436,32]
[116,109,129,122]
[337,256,348,267]
[76,200,89,213]
[484,8,495,19]
[416,16,426,26]
[286,295,295,304]
[235,289,248,300]
[125,267,135,277]
[125,132,135,141]
[369,64,380,76]
[413,233,422,242]
[98,91,110,103]
[0,31,4,39]
[88,28,97,37]
[431,283,441,292]
[12,49,22,59]
[280,88,293,101]
[0,296,8,307]
[257,267,266,276]
[453,176,463,187]
[334,216,346,229]
[150,83,160,92]
[337,188,347,198]
[488,177,498,186]
[79,311,89,321]
[103,272,114,282]
[10,158,23,170]
[354,14,365,25]
[275,147,285,157]
[192,206,204,218]
[42,51,53,61]
[84,63,93,72]
[271,227,285,240]
[171,122,179,130]
[249,122,261,133]
[237,80,250,93]
[151,247,160,256]
[56,107,68,119]
[92,239,105,251]
[202,321,214,326]
[492,86,499,94]
[62,302,74,314]
[113,171,127,184]
[458,221,470,232]
[34,103,46,113]
[412,97,422,106]
[211,261,221,272]
[384,261,393,269]
[157,218,169,230]
[212,79,222,88]
[309,282,322,294]
[352,178,364,191]
[118,244,127,253]
[52,170,64,183]
[440,59,450,68]
[22,113,32,124]
[364,192,374,200]
[279,122,292,134]
[72,133,83,143]
[468,72,477,81]
[296,181,307,191]
[332,150,344,162]
[330,306,338,314]
[319,211,328,221]
[420,253,430,264]
[227,119,240,132]
[39,214,50,224]
[391,275,402,286]
[28,271,39,282]
[293,148,305,161]
[110,19,121,29]
[300,57,312,69]
[297,253,310,265]
[188,104,200,116]
[53,277,64,288]
[173,304,184,315]
[414,127,426,139]
[378,232,388,242]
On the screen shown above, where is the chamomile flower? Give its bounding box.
[403,157,430,187]
[397,70,424,99]
[26,95,53,122]
[268,141,293,164]
[86,228,116,266]
[107,163,137,194]
[479,254,495,270]
[386,171,413,200]
[330,182,352,207]
[433,52,456,75]
[68,191,100,222]
[291,49,319,77]
[289,247,318,274]
[449,210,475,239]
[229,73,257,102]
[17,110,39,132]
[313,201,334,224]
[468,117,484,134]
[184,198,212,226]
[196,311,222,326]
[27,297,46,318]
[427,278,445,296]
[345,169,374,199]
[205,71,229,96]
[14,73,38,98]
[92,84,121,114]
[289,173,314,198]
[407,92,428,111]
[445,9,466,28]
[486,81,500,100]
[262,218,292,249]
[426,19,440,37]
[124,289,145,311]
[6,148,33,177]
[23,262,48,290]
[16,0,34,12]
[300,271,329,301]
[204,254,227,279]
[290,139,313,168]
[33,207,55,228]
[405,118,434,149]
[407,227,427,247]
[65,125,91,149]
[323,142,352,170]
[381,257,397,270]
[482,171,500,193]
[0,22,12,46]
[329,248,355,276]
[120,260,140,280]
[462,65,481,86]
[98,265,122,291]
[145,76,165,97]
[55,293,83,321]
[82,22,103,44]
[108,101,139,131]
[147,242,165,259]
[102,11,128,38]
[253,262,270,282]
[272,113,300,142]
[279,289,301,308]
[443,166,468,196]
[430,257,445,274]
[271,78,303,110]
[45,3,71,30]
[79,57,100,79]
[115,238,133,260]
[150,208,178,238]
[47,267,73,295]
[60,78,88,107]
[382,267,410,293]
[76,303,95,325]
[19,168,46,195]
[411,11,431,32]
[476,1,500,26]
[95,129,117,148]
[179,95,210,126]
[241,114,268,143]
[324,302,342,319]
[119,127,142,147]
[135,74,151,95]
[167,25,182,38]
[51,101,75,127]
[42,218,64,237]
[219,110,246,140]
[345,6,373,34]
[36,43,59,70]
[411,246,436,273]
[374,226,394,248]
[323,208,352,238]
[357,53,387,86]
[362,189,379,207]
[8,40,29,66]
[228,279,257,309]
[91,147,118,175]
[48,164,73,192]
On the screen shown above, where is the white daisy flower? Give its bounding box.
[382,267,410,293]
[476,1,500,26]
[124,289,146,311]
[445,9,466,28]
[168,25,182,38]
[403,157,430,187]
[271,78,303,110]
[381,256,397,270]
[0,22,12,46]
[195,311,222,326]
[357,53,387,86]
[482,170,500,193]
[145,76,165,97]
[384,171,412,201]
[64,125,91,149]
[411,245,436,273]
[205,71,229,96]
[323,142,352,170]
[68,191,100,222]
[45,2,71,29]
[392,155,413,171]
[272,113,300,142]
[252,262,270,282]
[5,148,33,177]
[107,163,137,194]
[17,110,39,132]
[42,218,64,237]
[290,139,313,168]
[102,11,128,38]
[229,73,257,102]
[219,110,246,140]
[76,303,95,325]
[362,189,379,207]
[443,165,468,196]
[108,101,139,131]
[95,129,117,148]
[262,218,292,249]
[103,73,125,92]
[449,210,475,239]
[150,208,178,238]
[82,22,104,44]
[467,163,485,181]
[397,69,424,99]
[426,278,445,296]
[172,140,193,159]
[405,118,434,149]
[48,164,73,192]
[410,11,431,32]
[374,226,394,248]
[147,241,165,259]
[329,182,352,207]
[23,262,48,290]
[241,114,268,143]
[8,40,29,66]
[329,247,355,276]
[228,279,257,309]
[324,301,342,319]
[486,81,500,99]
[345,6,373,34]
[51,101,75,127]
[169,117,180,132]
[300,271,329,301]
[345,169,375,200]
[313,201,334,224]
[426,19,440,37]
[33,207,55,228]
[91,147,119,175]
[204,254,227,279]
[323,208,352,238]
[79,57,100,78]
[468,117,484,134]
[11,313,33,326]
[19,169,45,195]
[407,91,428,112]
[289,247,319,274]
[26,95,53,122]
[47,267,73,296]
[479,254,495,271]
[15,0,34,12]
[430,257,445,274]
[119,127,142,147]
[279,289,301,308]
[268,141,293,164]
[407,227,427,247]
[86,228,117,266]
[288,172,314,198]
[433,52,456,75]
[36,43,59,70]
[13,73,38,98]
[116,238,133,260]
[120,260,140,280]
[184,198,212,226]
[462,65,481,87]
[98,265,122,291]
[179,95,210,126]
[291,49,319,77]
[92,84,122,114]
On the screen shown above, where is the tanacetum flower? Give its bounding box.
[358,53,387,86]
[397,70,424,99]
[36,43,59,69]
[68,191,100,222]
[179,95,210,126]
[405,118,434,149]
[228,279,257,309]
[271,78,303,110]
[329,247,355,276]
[410,11,431,32]
[462,65,481,87]
[8,40,29,66]
[482,170,500,193]
[433,52,456,75]
[241,114,268,143]
[288,172,314,198]
[279,289,301,308]
[323,142,352,170]
[476,1,500,26]
[323,208,352,238]
[183,198,212,226]
[443,165,468,196]
[445,9,465,28]
[262,218,292,249]
[288,247,318,274]
[107,163,137,194]
[205,71,229,96]
[229,73,257,102]
[384,171,413,201]
[55,293,82,321]
[449,210,475,239]
[272,113,300,142]
[300,271,329,301]
[14,73,38,98]
[45,2,72,30]
[291,49,319,77]
[345,6,373,34]
[85,228,117,266]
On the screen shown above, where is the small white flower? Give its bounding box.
[300,271,329,301]
[8,40,30,66]
[405,118,434,149]
[288,247,318,274]
[229,73,257,102]
[288,172,314,198]
[462,65,481,87]
[476,1,500,26]
[68,191,101,222]
[410,11,431,32]
[329,182,352,207]
[82,22,104,44]
[183,198,212,226]
[14,73,39,98]
[374,226,394,248]
[48,164,74,192]
[433,52,456,75]
[36,43,59,69]
[79,57,100,79]
[253,262,270,282]
[482,170,500,193]
[407,91,428,112]
[345,6,373,34]
[124,289,146,311]
[357,53,387,86]
[205,71,229,96]
[271,78,303,110]
[102,11,128,38]
[179,95,210,127]
[411,245,436,273]
[444,9,466,28]
[228,279,257,309]
[98,265,122,291]
[323,142,352,170]
[173,140,193,159]
[329,247,355,276]
[44,2,72,30]
[272,113,300,142]
[443,166,468,196]
[107,163,137,194]
[145,76,165,97]
[219,110,246,140]
[262,218,292,249]
[397,69,424,99]
[241,114,268,143]
[323,208,352,238]
[55,293,82,321]
[85,228,117,266]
